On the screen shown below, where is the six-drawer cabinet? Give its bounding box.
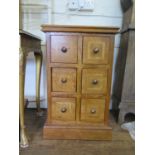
[42,25,119,140]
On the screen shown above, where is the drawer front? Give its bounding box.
[83,36,110,64]
[81,99,105,123]
[51,97,76,121]
[51,35,78,63]
[82,69,108,94]
[52,68,76,92]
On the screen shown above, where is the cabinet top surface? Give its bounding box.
[41,25,119,34]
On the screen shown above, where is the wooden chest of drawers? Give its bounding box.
[42,25,119,140]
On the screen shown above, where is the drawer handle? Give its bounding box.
[61,107,67,113]
[61,47,67,53]
[61,78,67,83]
[92,80,98,85]
[93,48,99,54]
[90,108,96,114]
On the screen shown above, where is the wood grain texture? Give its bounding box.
[20,109,135,155]
[51,35,78,63]
[51,97,76,121]
[52,68,77,92]
[43,126,112,140]
[81,98,105,123]
[41,25,119,34]
[83,36,110,64]
[45,34,52,124]
[42,25,118,140]
[82,69,108,94]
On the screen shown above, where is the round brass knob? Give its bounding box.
[61,107,67,113]
[93,48,99,54]
[92,80,98,85]
[61,47,67,53]
[90,109,96,114]
[61,78,67,83]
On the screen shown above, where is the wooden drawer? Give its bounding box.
[81,98,105,123]
[82,69,108,94]
[83,36,110,64]
[52,68,77,92]
[51,97,76,121]
[51,35,78,63]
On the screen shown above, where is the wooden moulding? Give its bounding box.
[41,25,119,34]
[43,124,112,140]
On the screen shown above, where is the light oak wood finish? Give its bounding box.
[41,25,119,34]
[52,68,77,92]
[51,97,76,121]
[19,30,42,148]
[42,25,119,140]
[82,69,108,94]
[44,127,112,140]
[51,35,78,63]
[83,36,110,64]
[81,98,105,123]
[20,109,135,155]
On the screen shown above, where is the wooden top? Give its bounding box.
[41,25,119,34]
[19,29,41,40]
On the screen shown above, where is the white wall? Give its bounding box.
[21,0,123,108]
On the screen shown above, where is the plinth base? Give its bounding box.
[43,123,112,140]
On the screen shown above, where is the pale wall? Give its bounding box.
[21,0,123,108]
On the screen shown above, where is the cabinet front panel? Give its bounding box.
[51,97,76,121]
[80,98,105,123]
[51,35,78,63]
[82,69,108,94]
[83,36,110,64]
[52,68,77,92]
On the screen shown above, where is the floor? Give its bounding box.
[20,109,135,155]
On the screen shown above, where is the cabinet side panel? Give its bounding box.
[104,35,115,125]
[46,33,52,124]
